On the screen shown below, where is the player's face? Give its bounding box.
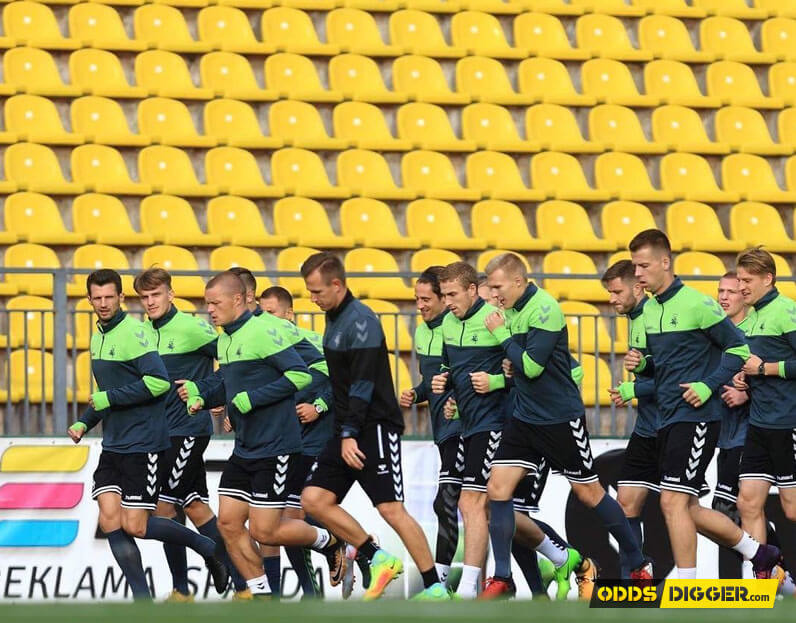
[737,266,773,306]
[260,296,292,320]
[138,283,173,321]
[631,246,669,295]
[204,284,242,326]
[415,282,446,322]
[88,283,123,322]
[305,270,344,312]
[604,277,638,315]
[486,268,523,309]
[718,277,745,318]
[440,280,477,319]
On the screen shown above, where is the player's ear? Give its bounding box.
[168,288,175,303]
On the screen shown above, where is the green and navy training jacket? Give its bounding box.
[147,305,216,438]
[440,297,508,437]
[412,310,462,445]
[79,311,171,454]
[627,298,659,438]
[635,278,750,428]
[502,355,584,423]
[294,325,334,456]
[743,288,796,430]
[719,314,754,449]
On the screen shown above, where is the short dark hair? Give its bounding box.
[416,266,445,297]
[300,251,346,284]
[228,266,256,293]
[439,261,479,289]
[737,246,776,284]
[260,286,293,307]
[205,271,246,297]
[134,267,172,293]
[628,229,672,257]
[87,268,122,295]
[601,260,636,285]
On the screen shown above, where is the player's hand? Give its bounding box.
[624,349,642,371]
[222,416,232,433]
[607,388,628,407]
[210,406,225,417]
[484,310,505,333]
[742,354,763,376]
[431,372,449,394]
[732,372,749,391]
[296,403,319,424]
[399,389,416,408]
[443,397,457,420]
[721,385,749,408]
[67,422,86,444]
[187,398,203,415]
[342,437,366,470]
[502,358,513,378]
[680,383,707,408]
[470,371,490,394]
[175,379,190,402]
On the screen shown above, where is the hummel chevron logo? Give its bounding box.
[275,473,287,485]
[540,305,550,313]
[538,315,549,324]
[274,484,285,494]
[147,486,157,496]
[147,463,157,475]
[175,457,188,470]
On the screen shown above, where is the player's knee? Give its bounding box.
[781,498,796,522]
[736,493,761,519]
[121,516,147,539]
[216,513,242,539]
[486,478,512,501]
[377,502,406,526]
[300,489,323,516]
[659,491,686,517]
[573,482,605,508]
[250,525,278,546]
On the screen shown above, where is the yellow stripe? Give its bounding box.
[1,445,89,472]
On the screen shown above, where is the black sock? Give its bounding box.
[488,500,515,579]
[163,542,189,595]
[433,483,461,567]
[594,494,644,572]
[420,567,441,589]
[263,555,281,597]
[197,516,247,592]
[286,547,319,598]
[358,537,380,562]
[107,529,150,600]
[534,519,571,550]
[143,516,214,558]
[619,517,643,579]
[512,541,545,597]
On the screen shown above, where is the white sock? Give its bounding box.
[311,527,332,551]
[535,536,568,567]
[731,532,759,560]
[677,567,697,579]
[457,564,481,599]
[435,563,451,586]
[246,574,271,595]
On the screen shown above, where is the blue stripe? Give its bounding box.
[0,520,79,547]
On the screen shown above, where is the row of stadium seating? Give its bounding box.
[1,3,795,65]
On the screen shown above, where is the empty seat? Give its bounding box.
[389,10,465,58]
[722,153,796,202]
[261,7,339,56]
[292,296,325,333]
[69,243,136,297]
[333,101,412,151]
[707,61,784,108]
[71,97,150,147]
[337,149,416,199]
[476,248,530,273]
[331,54,409,104]
[4,243,60,295]
[134,5,211,53]
[70,49,147,98]
[203,98,282,148]
[271,147,351,198]
[388,355,412,397]
[570,0,644,16]
[68,3,147,52]
[138,97,216,148]
[652,105,730,154]
[638,15,716,63]
[410,248,461,273]
[173,298,196,313]
[633,0,707,18]
[4,1,81,50]
[462,103,542,152]
[140,245,207,298]
[660,152,740,202]
[542,250,608,301]
[471,199,552,250]
[140,194,223,246]
[536,200,616,251]
[451,11,525,59]
[206,195,288,247]
[209,246,271,294]
[755,0,796,19]
[5,143,83,194]
[715,106,792,155]
[402,150,481,201]
[526,103,604,152]
[5,94,84,145]
[692,0,768,20]
[361,298,413,350]
[582,58,660,107]
[701,17,776,64]
[465,150,546,201]
[560,300,627,355]
[274,196,355,247]
[277,246,320,296]
[71,143,152,195]
[5,192,86,245]
[576,14,652,62]
[589,104,667,153]
[6,296,71,350]
[579,355,613,407]
[269,100,350,150]
[674,251,727,297]
[644,60,722,108]
[780,107,796,146]
[7,350,58,403]
[340,197,422,248]
[397,103,476,151]
[265,53,342,102]
[518,57,597,106]
[456,56,535,105]
[460,0,525,15]
[770,252,796,300]
[326,8,404,57]
[513,12,591,61]
[345,247,414,300]
[72,193,155,246]
[600,200,659,249]
[406,198,487,249]
[205,146,285,197]
[135,50,213,100]
[200,52,278,101]
[666,200,744,252]
[730,201,796,252]
[197,6,274,54]
[595,151,675,201]
[6,48,82,97]
[392,55,469,105]
[531,151,611,201]
[762,18,796,62]
[139,145,218,196]
[770,62,796,105]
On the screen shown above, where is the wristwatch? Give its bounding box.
[758,361,765,376]
[314,403,324,415]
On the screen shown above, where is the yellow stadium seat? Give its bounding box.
[7,350,60,403]
[701,17,777,65]
[333,101,412,151]
[196,6,273,54]
[345,247,414,300]
[139,145,219,196]
[576,14,652,62]
[770,252,796,300]
[471,200,552,251]
[4,1,81,50]
[723,153,796,202]
[530,151,611,201]
[397,103,476,151]
[638,15,716,63]
[644,60,722,108]
[69,49,147,99]
[633,0,707,18]
[450,11,524,59]
[674,251,727,297]
[730,201,796,251]
[388,355,413,396]
[462,0,525,15]
[608,250,631,266]
[595,151,675,202]
[770,62,796,106]
[261,7,339,56]
[456,56,536,105]
[72,193,155,246]
[337,149,416,200]
[172,298,196,313]
[203,99,283,149]
[708,61,784,108]
[277,246,319,296]
[570,0,644,16]
[513,13,591,61]
[406,198,487,249]
[6,48,82,97]
[292,297,325,333]
[401,150,482,201]
[579,355,613,407]
[666,200,744,252]
[542,250,607,301]
[209,245,271,294]
[200,52,278,101]
[341,197,422,248]
[5,143,82,194]
[362,298,413,350]
[140,245,207,298]
[68,3,147,52]
[392,55,470,105]
[205,146,285,198]
[715,106,792,155]
[526,104,605,153]
[461,103,541,152]
[269,100,350,150]
[560,300,627,355]
[582,58,660,107]
[389,10,465,58]
[343,0,401,11]
[651,105,729,154]
[476,249,531,273]
[600,200,659,249]
[140,194,223,246]
[331,54,409,104]
[71,96,151,147]
[134,5,211,54]
[780,107,796,146]
[68,243,136,297]
[326,9,404,57]
[755,0,796,19]
[273,196,355,248]
[5,192,86,245]
[465,150,546,201]
[74,350,93,401]
[518,57,596,106]
[513,0,584,15]
[762,18,796,61]
[660,152,740,202]
[206,195,288,247]
[692,0,768,20]
[271,147,351,198]
[265,53,342,103]
[589,104,667,154]
[138,97,216,148]
[410,248,461,272]
[4,243,60,295]
[536,200,616,251]
[71,143,152,195]
[135,50,214,100]
[5,95,84,145]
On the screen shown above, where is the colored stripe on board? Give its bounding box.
[0,483,83,509]
[0,520,79,547]
[0,445,89,472]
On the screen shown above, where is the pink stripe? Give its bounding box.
[0,483,83,509]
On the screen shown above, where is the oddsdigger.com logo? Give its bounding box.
[590,579,778,608]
